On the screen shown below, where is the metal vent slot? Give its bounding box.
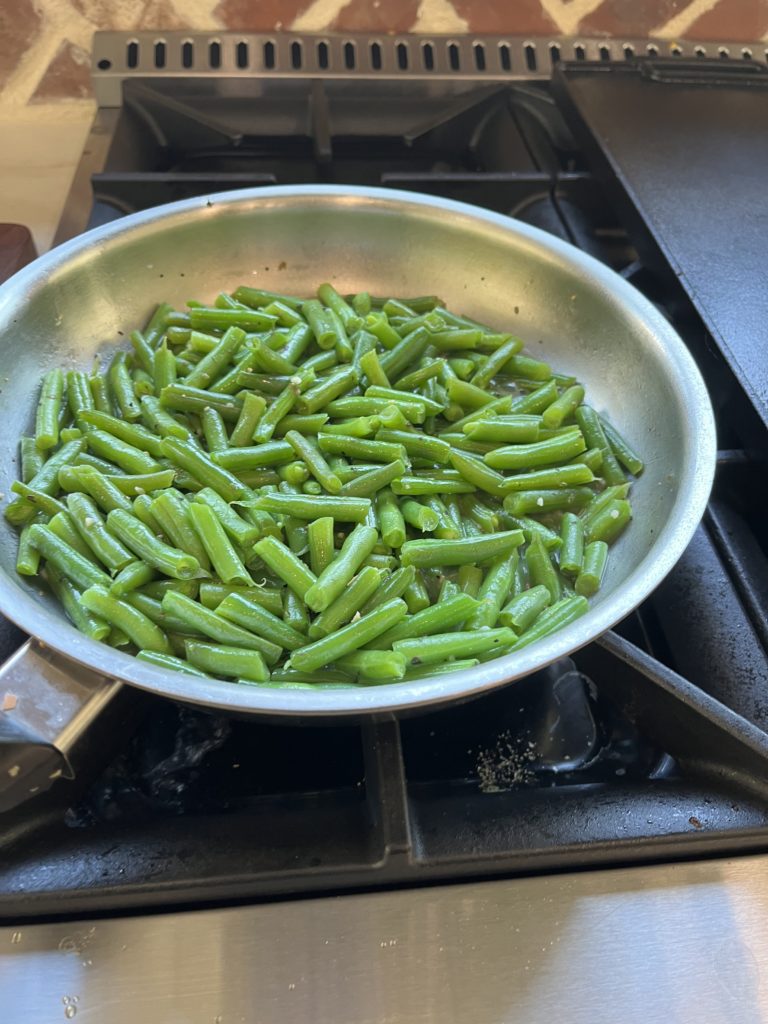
[448,42,460,70]
[396,42,408,69]
[343,41,355,69]
[236,41,248,68]
[524,42,537,70]
[126,40,138,69]
[694,45,706,57]
[209,40,221,68]
[742,47,753,59]
[623,43,634,59]
[647,43,659,56]
[290,40,302,69]
[499,42,511,71]
[574,43,585,60]
[370,41,382,70]
[719,46,730,58]
[154,40,166,68]
[422,41,434,71]
[599,44,610,61]
[473,42,486,70]
[549,43,560,65]
[264,40,275,69]
[317,40,329,69]
[671,44,682,56]
[181,40,193,68]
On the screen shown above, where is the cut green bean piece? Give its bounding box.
[337,650,406,680]
[274,413,328,436]
[16,520,42,576]
[542,384,585,428]
[110,560,157,598]
[140,395,190,439]
[360,564,415,615]
[188,308,276,334]
[600,417,645,476]
[485,429,586,470]
[78,409,165,458]
[251,492,371,523]
[307,516,335,576]
[10,481,66,518]
[395,628,516,667]
[304,524,378,613]
[465,553,517,630]
[185,639,269,681]
[403,573,431,613]
[82,585,171,653]
[465,415,541,444]
[198,582,282,616]
[513,595,589,649]
[365,385,443,417]
[575,540,609,596]
[448,449,506,499]
[58,465,132,513]
[137,650,209,677]
[201,406,230,453]
[525,533,561,604]
[35,369,65,451]
[191,488,261,549]
[368,592,479,649]
[291,597,407,673]
[400,498,439,532]
[46,565,110,641]
[161,437,249,502]
[500,463,595,493]
[150,491,211,571]
[85,427,161,475]
[109,353,141,421]
[216,593,306,651]
[504,487,593,517]
[359,347,390,388]
[163,591,279,662]
[575,406,625,486]
[400,529,523,569]
[67,492,135,573]
[395,359,444,391]
[296,365,358,415]
[253,536,317,599]
[285,429,342,494]
[392,476,474,496]
[66,371,94,417]
[327,396,425,424]
[323,416,381,438]
[106,509,201,580]
[372,488,404,548]
[559,512,585,576]
[586,499,632,545]
[339,459,405,499]
[20,437,45,485]
[283,587,310,634]
[187,501,251,585]
[28,523,111,589]
[499,584,551,633]
[229,392,267,447]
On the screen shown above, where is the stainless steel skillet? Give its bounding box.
[0,185,716,718]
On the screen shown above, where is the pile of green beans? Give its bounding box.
[6,284,643,689]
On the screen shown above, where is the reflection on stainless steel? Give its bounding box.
[0,186,716,718]
[51,109,118,247]
[2,855,768,1023]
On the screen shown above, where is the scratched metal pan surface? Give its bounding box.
[0,186,716,717]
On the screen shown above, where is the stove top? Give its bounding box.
[2,31,768,921]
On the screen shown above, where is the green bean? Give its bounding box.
[161,437,248,502]
[525,533,561,604]
[199,407,228,453]
[81,585,171,653]
[233,286,303,310]
[327,396,425,425]
[512,595,589,649]
[279,323,314,365]
[558,512,585,577]
[351,292,372,316]
[419,496,458,540]
[251,337,300,376]
[402,658,480,680]
[464,415,541,444]
[9,481,64,519]
[445,449,504,500]
[159,383,243,423]
[65,371,94,418]
[373,488,405,548]
[586,499,632,544]
[162,591,280,663]
[16,519,42,575]
[187,501,251,585]
[338,459,405,500]
[152,340,176,395]
[375,428,449,465]
[88,370,113,414]
[395,360,444,391]
[106,509,201,580]
[390,476,472,496]
[599,417,645,476]
[365,385,443,417]
[375,325,431,381]
[504,353,552,381]
[395,627,516,667]
[140,395,190,439]
[574,406,625,486]
[502,465,594,494]
[131,493,164,534]
[129,329,155,377]
[316,433,406,466]
[35,369,65,450]
[403,573,431,613]
[580,483,631,532]
[336,650,406,680]
[213,441,293,473]
[67,492,135,573]
[302,299,337,348]
[78,409,166,458]
[541,384,585,429]
[356,347,388,388]
[296,365,359,415]
[189,489,259,550]
[364,552,397,571]
[45,564,110,640]
[197,582,282,616]
[253,536,317,599]
[443,377,492,413]
[368,592,478,649]
[399,498,439,532]
[148,491,211,571]
[127,592,205,635]
[575,540,609,596]
[85,427,161,476]
[60,465,133,513]
[307,516,335,576]
[283,588,310,634]
[452,565,479,599]
[137,650,209,677]
[49,510,103,564]
[251,492,371,523]
[459,494,499,534]
[216,593,306,651]
[360,564,415,614]
[284,430,342,493]
[281,461,310,485]
[502,514,562,552]
[484,429,586,470]
[20,437,45,485]
[499,584,551,633]
[139,578,199,600]
[273,413,328,436]
[362,312,401,350]
[252,371,311,443]
[322,416,381,438]
[188,307,276,334]
[142,301,174,345]
[468,337,522,390]
[462,553,516,629]
[229,392,267,447]
[27,524,111,589]
[109,560,157,597]
[504,487,593,517]
[184,639,269,681]
[304,524,378,613]
[304,565,383,638]
[109,353,141,421]
[291,597,407,672]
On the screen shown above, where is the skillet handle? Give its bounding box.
[0,639,126,813]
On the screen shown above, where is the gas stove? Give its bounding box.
[2,31,768,924]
